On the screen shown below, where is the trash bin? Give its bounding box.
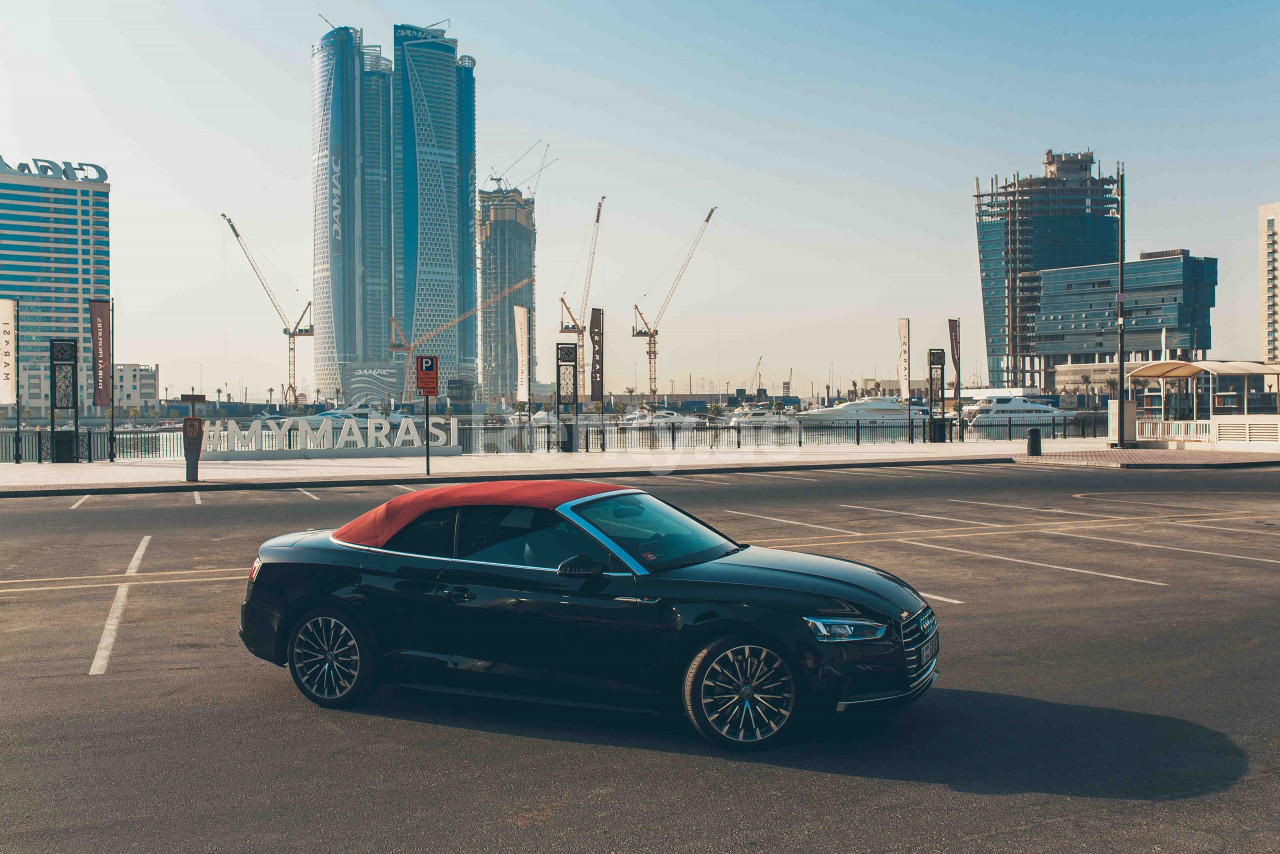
[1027,427,1042,456]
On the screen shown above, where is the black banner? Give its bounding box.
[89,299,110,407]
[948,318,961,408]
[589,308,604,403]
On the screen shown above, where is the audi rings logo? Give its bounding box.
[919,613,936,636]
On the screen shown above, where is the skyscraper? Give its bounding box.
[392,25,478,402]
[478,187,536,402]
[0,154,110,416]
[974,151,1119,387]
[1261,202,1279,363]
[311,26,397,402]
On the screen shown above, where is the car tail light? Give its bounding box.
[250,558,262,582]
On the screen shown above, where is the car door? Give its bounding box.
[358,507,457,675]
[435,505,656,699]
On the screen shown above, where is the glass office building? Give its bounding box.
[0,157,110,417]
[311,27,396,401]
[478,188,535,402]
[1030,250,1215,388]
[975,151,1119,387]
[392,24,478,402]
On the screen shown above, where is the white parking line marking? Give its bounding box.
[89,535,150,675]
[737,472,820,482]
[1045,530,1280,565]
[657,475,724,485]
[1175,521,1280,537]
[1,566,243,586]
[17,575,247,596]
[838,503,1000,526]
[70,495,89,509]
[900,539,1167,586]
[126,536,150,575]
[393,484,417,492]
[820,468,920,479]
[921,593,965,604]
[297,488,320,501]
[948,499,1123,519]
[723,509,859,535]
[911,466,994,476]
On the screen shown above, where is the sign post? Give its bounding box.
[49,338,79,463]
[1,299,19,463]
[590,309,605,452]
[416,355,438,474]
[928,348,946,442]
[556,343,578,453]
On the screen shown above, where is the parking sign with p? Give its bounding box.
[416,355,439,396]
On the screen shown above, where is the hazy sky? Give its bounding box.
[2,0,1277,400]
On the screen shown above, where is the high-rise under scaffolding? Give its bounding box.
[974,151,1119,388]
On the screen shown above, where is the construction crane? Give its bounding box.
[748,356,764,396]
[782,367,793,397]
[632,206,716,402]
[221,214,313,407]
[389,276,534,403]
[559,196,605,398]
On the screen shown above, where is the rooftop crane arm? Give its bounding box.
[577,196,606,323]
[221,213,292,330]
[653,206,716,329]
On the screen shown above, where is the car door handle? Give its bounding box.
[440,587,475,602]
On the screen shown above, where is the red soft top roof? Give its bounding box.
[332,479,626,548]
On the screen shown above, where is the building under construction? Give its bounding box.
[974,151,1119,388]
[478,187,535,403]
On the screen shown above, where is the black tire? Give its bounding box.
[287,607,375,708]
[682,636,800,750]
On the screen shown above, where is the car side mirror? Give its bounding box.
[557,553,607,578]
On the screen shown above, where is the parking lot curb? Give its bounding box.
[0,455,1019,498]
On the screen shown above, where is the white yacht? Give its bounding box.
[963,396,1068,426]
[794,397,929,425]
[622,409,701,426]
[728,407,797,427]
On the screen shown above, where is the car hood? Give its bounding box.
[678,545,926,617]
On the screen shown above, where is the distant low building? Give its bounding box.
[114,363,159,412]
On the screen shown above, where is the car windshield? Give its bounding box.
[575,493,738,572]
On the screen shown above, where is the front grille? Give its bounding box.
[900,605,938,682]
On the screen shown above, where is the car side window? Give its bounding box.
[383,508,457,558]
[456,505,610,569]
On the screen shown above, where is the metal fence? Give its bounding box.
[1,413,1107,462]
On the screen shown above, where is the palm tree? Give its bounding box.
[624,386,636,407]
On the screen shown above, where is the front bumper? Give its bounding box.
[834,659,936,711]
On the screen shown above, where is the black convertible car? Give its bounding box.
[240,480,938,748]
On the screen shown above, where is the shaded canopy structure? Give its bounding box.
[1126,361,1280,419]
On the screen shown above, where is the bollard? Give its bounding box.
[1027,427,1042,456]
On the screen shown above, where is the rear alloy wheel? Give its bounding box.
[683,639,798,749]
[287,609,374,708]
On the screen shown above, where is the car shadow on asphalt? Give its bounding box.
[356,685,1247,802]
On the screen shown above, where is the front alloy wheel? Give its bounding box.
[684,639,798,749]
[287,609,373,708]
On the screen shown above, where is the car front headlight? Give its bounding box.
[804,617,887,642]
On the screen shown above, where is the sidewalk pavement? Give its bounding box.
[8,440,1278,497]
[0,439,1106,496]
[1020,448,1280,469]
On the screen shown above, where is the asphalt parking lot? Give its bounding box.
[2,462,1279,853]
